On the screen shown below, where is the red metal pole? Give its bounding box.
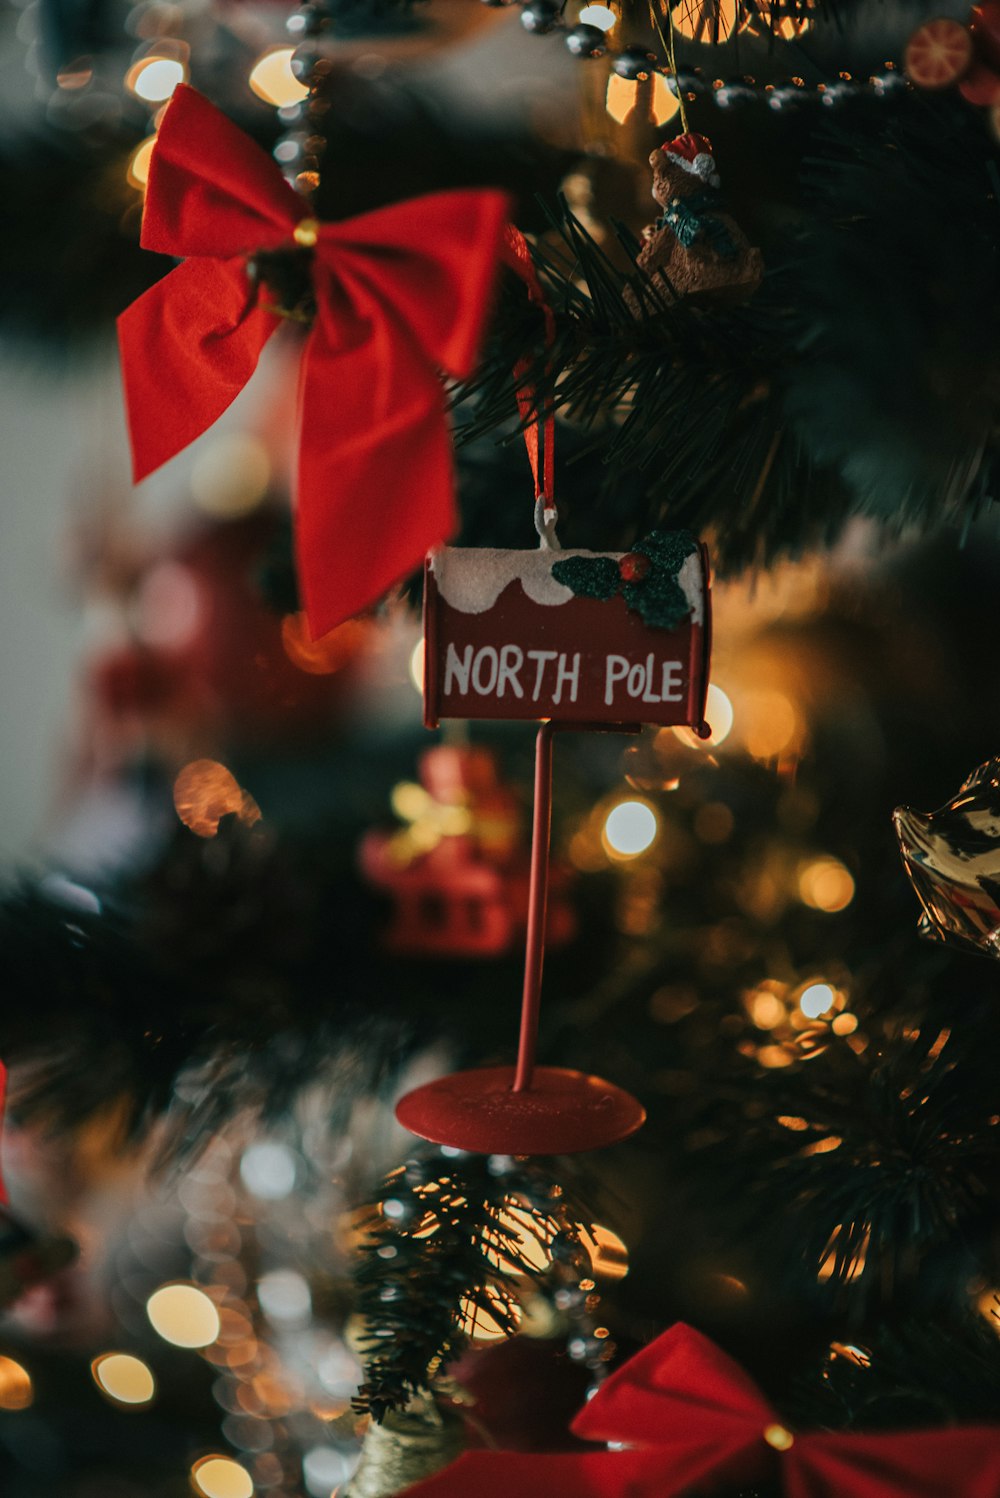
[512,721,554,1093]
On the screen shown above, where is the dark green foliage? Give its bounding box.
[0,124,173,346]
[455,95,1000,574]
[352,1152,592,1420]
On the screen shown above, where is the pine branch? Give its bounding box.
[352,1152,595,1421]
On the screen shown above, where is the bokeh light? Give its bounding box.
[147,1283,221,1348]
[409,638,425,694]
[191,1455,254,1498]
[127,135,157,191]
[741,690,800,761]
[173,761,261,839]
[257,1269,311,1325]
[703,684,734,744]
[817,1225,869,1283]
[127,55,186,102]
[303,1445,355,1496]
[282,614,368,675]
[0,1357,33,1410]
[799,857,855,913]
[671,0,743,42]
[92,1353,156,1406]
[458,1290,520,1342]
[799,982,836,1019]
[191,434,271,518]
[579,1223,629,1280]
[673,683,733,750]
[240,1141,297,1200]
[603,799,659,858]
[248,48,310,107]
[606,72,679,125]
[136,561,201,648]
[486,1201,554,1274]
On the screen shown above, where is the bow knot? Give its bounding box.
[118,85,510,636]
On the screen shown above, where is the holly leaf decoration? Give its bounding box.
[552,530,698,630]
[549,555,620,601]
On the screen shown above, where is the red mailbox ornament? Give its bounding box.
[423,530,711,734]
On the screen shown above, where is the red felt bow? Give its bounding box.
[117,86,510,637]
[404,1324,1000,1498]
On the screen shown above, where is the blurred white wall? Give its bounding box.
[0,344,128,863]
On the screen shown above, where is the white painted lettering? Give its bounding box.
[641,652,662,703]
[605,655,629,706]
[527,650,558,700]
[627,662,645,698]
[444,643,472,696]
[497,644,524,699]
[553,652,580,705]
[471,646,499,695]
[661,661,684,701]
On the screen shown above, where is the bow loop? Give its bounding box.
[118,87,510,637]
[572,1323,775,1448]
[314,191,510,380]
[142,84,304,258]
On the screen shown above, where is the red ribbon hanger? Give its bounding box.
[117,85,510,639]
[501,224,556,511]
[404,1323,1000,1498]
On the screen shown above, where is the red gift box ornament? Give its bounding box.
[117,85,510,639]
[404,1322,1000,1498]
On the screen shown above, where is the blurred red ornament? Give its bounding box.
[359,745,575,959]
[87,513,368,764]
[905,3,1000,110]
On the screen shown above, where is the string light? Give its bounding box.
[92,1353,156,1407]
[799,982,836,1019]
[606,71,680,124]
[126,55,187,102]
[127,135,157,191]
[603,799,659,858]
[0,1357,32,1410]
[249,48,310,108]
[240,1142,298,1201]
[798,856,855,913]
[579,1224,629,1280]
[458,1289,520,1341]
[147,1283,221,1348]
[191,1455,254,1498]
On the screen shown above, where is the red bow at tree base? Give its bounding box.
[118,86,510,638]
[404,1323,1000,1498]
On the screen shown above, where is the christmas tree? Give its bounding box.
[1,0,1000,1494]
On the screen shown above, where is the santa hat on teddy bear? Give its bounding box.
[662,133,720,190]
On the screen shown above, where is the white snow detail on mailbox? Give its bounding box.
[429,546,705,626]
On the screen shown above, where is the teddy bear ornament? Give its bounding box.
[636,133,763,305]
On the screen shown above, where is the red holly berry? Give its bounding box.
[619,552,650,582]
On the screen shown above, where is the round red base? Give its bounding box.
[395,1065,646,1155]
